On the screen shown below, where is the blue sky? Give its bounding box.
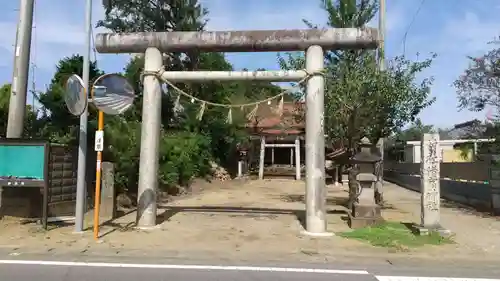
[1,0,500,128]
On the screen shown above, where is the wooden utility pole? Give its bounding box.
[377,0,386,197]
[378,0,386,71]
[6,0,34,138]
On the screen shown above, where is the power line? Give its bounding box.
[401,0,427,55]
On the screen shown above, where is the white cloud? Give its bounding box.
[204,0,326,31]
[440,11,500,57]
[204,0,404,34]
[369,4,405,34]
[0,0,404,70]
[402,8,500,127]
[0,0,107,70]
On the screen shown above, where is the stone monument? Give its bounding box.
[100,162,117,221]
[415,133,450,236]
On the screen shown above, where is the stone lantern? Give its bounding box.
[236,141,249,178]
[348,137,384,228]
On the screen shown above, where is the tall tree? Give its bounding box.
[35,55,103,144]
[0,83,39,138]
[99,0,207,33]
[319,0,377,65]
[97,0,207,71]
[0,84,9,135]
[96,0,289,191]
[279,0,435,151]
[391,119,435,142]
[97,0,228,127]
[454,40,500,111]
[437,127,454,140]
[453,40,500,154]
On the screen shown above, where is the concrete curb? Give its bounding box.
[1,246,499,267]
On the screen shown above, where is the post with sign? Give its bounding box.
[91,74,136,239]
[93,114,104,240]
[64,72,135,239]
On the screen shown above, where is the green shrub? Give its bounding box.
[104,117,214,194]
[104,118,142,193]
[158,131,212,189]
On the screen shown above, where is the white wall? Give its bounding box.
[405,143,454,163]
[414,145,421,163]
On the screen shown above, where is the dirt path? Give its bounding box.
[0,179,499,263]
[0,179,371,259]
[382,182,500,255]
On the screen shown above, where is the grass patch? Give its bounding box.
[339,221,453,251]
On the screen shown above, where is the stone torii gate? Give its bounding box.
[95,28,378,236]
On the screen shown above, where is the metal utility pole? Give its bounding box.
[74,0,92,233]
[6,0,35,138]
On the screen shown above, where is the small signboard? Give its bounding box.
[94,130,104,152]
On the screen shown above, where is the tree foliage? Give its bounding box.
[454,40,500,111]
[454,39,500,155]
[320,0,378,64]
[391,119,435,142]
[97,0,207,71]
[1,0,441,197]
[279,0,435,151]
[0,84,42,138]
[0,84,11,136]
[93,0,283,191]
[385,119,435,162]
[99,0,207,33]
[34,55,103,144]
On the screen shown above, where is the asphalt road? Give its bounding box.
[0,264,377,281]
[0,256,499,281]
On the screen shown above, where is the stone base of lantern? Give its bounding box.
[348,203,384,229]
[412,224,452,238]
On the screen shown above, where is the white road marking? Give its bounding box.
[0,259,369,275]
[376,276,500,281]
